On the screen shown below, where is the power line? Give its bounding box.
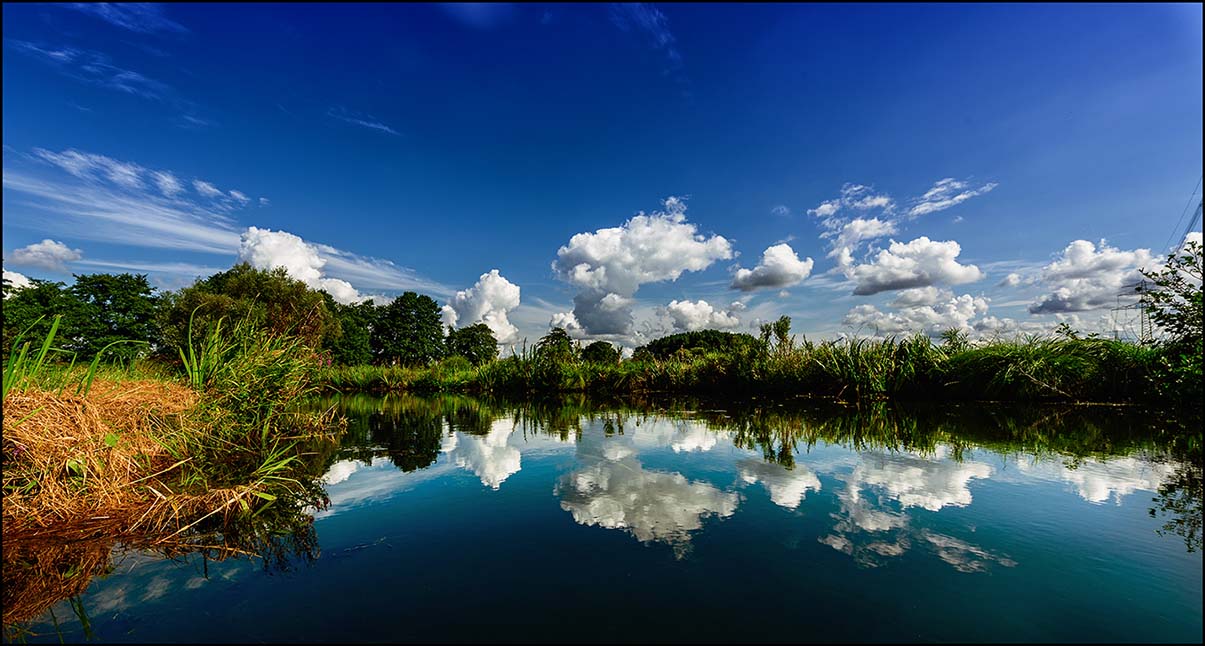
[1163,175,1201,253]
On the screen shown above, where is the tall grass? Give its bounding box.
[312,333,1171,405]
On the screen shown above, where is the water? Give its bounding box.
[6,396,1201,643]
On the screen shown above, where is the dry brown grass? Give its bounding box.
[0,379,258,541]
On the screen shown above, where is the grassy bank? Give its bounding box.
[314,333,1196,407]
[1,316,344,543]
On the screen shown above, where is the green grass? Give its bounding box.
[312,334,1179,406]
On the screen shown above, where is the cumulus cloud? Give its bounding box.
[843,294,989,337]
[739,459,821,510]
[851,237,983,295]
[237,227,365,304]
[1028,239,1155,314]
[551,196,733,339]
[889,286,953,308]
[9,239,83,271]
[441,419,523,490]
[730,243,814,292]
[659,299,741,332]
[807,179,996,280]
[556,429,739,558]
[907,178,997,218]
[1016,456,1176,505]
[3,270,31,293]
[441,269,522,344]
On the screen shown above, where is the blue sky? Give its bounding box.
[3,3,1202,347]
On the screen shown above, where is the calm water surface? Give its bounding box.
[7,396,1202,643]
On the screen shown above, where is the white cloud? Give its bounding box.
[9,238,83,271]
[258,197,270,207]
[441,269,522,345]
[192,179,223,199]
[10,41,171,101]
[34,148,145,189]
[853,448,993,512]
[807,200,841,218]
[843,293,990,337]
[660,299,741,332]
[228,189,250,206]
[441,419,522,490]
[1016,456,1175,505]
[908,178,997,218]
[889,286,953,308]
[771,204,790,217]
[5,147,452,297]
[66,3,187,34]
[552,196,733,338]
[739,459,821,510]
[730,243,814,292]
[237,227,366,304]
[151,170,183,197]
[3,270,31,293]
[851,237,983,295]
[557,430,739,557]
[1028,239,1154,314]
[328,107,400,136]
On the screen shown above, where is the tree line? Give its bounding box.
[1,262,501,367]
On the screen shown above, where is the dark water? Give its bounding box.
[6,396,1202,643]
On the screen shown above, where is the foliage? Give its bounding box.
[159,263,335,353]
[581,340,620,364]
[445,323,499,366]
[634,329,765,361]
[321,295,376,366]
[370,291,444,366]
[1138,239,1203,344]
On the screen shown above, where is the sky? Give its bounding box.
[3,3,1202,348]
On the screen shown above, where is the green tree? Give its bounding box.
[322,295,377,365]
[1138,238,1203,401]
[1,279,80,356]
[581,340,619,364]
[637,329,763,360]
[371,291,444,365]
[445,323,498,366]
[68,273,160,361]
[1138,238,1203,344]
[159,263,336,353]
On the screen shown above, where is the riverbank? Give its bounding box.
[314,333,1200,408]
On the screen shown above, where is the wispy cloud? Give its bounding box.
[5,147,451,296]
[609,3,688,90]
[66,3,188,34]
[908,178,998,219]
[327,107,401,136]
[9,40,171,100]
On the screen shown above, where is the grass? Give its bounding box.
[2,315,344,545]
[314,333,1174,405]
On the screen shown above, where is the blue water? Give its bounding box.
[8,397,1201,643]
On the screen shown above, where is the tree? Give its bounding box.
[581,340,619,364]
[159,263,336,353]
[69,273,160,361]
[445,323,498,366]
[1,279,78,356]
[322,295,377,366]
[1137,238,1203,402]
[371,291,444,365]
[1138,238,1203,345]
[636,329,764,360]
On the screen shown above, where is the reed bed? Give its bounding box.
[314,334,1173,405]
